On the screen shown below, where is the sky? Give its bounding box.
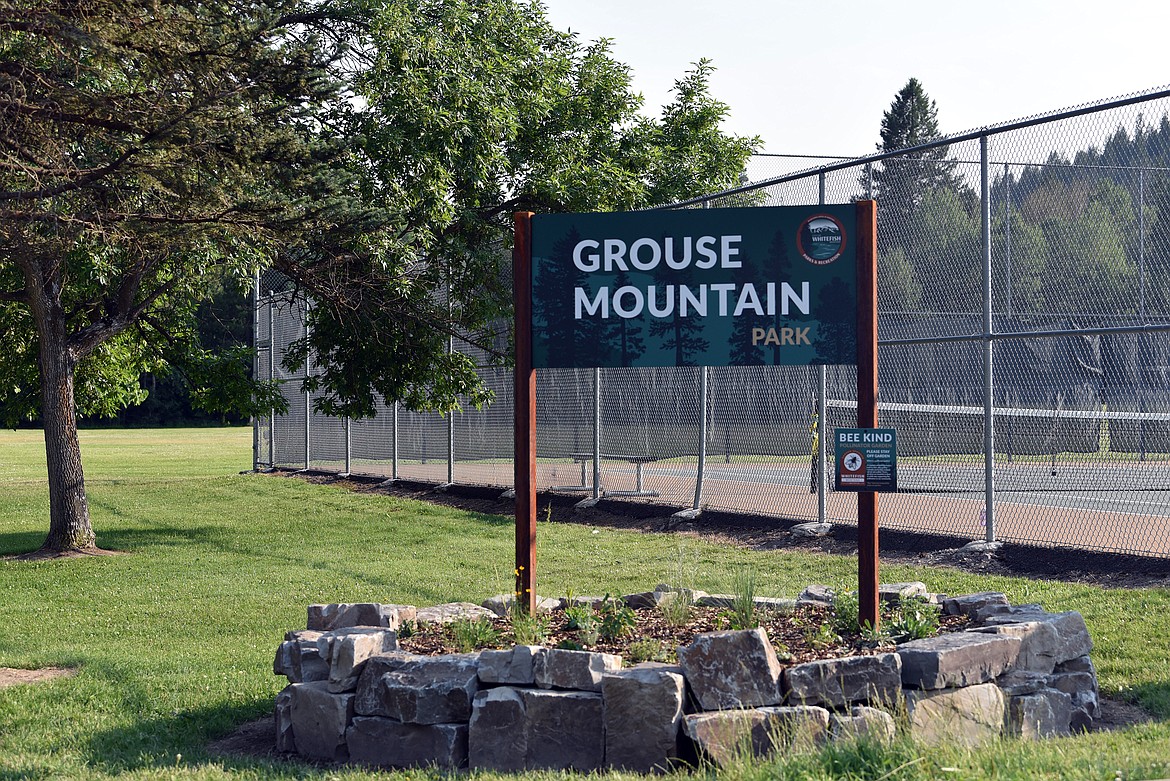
[539,0,1169,174]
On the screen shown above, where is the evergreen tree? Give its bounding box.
[870,78,962,252]
[728,251,767,366]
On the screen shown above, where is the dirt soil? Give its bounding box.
[399,603,969,665]
[0,667,76,688]
[4,546,124,562]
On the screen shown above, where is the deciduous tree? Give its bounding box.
[0,0,758,554]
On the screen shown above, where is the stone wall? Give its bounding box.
[272,586,1098,771]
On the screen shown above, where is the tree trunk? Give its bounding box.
[27,262,95,552]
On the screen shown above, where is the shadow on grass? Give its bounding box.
[82,697,295,775]
[2,522,469,607]
[0,531,52,556]
[1130,680,1170,719]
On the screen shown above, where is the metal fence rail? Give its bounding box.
[255,84,1170,559]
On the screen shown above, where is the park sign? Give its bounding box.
[530,205,858,369]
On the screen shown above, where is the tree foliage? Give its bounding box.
[284,0,759,417]
[869,78,966,249]
[0,0,758,551]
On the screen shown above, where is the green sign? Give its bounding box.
[530,205,858,368]
[834,428,897,492]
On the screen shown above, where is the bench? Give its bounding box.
[548,453,660,498]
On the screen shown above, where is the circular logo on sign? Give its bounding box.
[842,450,864,473]
[798,214,846,265]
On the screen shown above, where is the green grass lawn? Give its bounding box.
[1,427,1168,780]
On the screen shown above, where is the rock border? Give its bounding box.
[272,585,1098,771]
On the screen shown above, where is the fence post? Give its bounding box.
[691,199,712,513]
[981,135,997,544]
[343,417,351,477]
[392,401,399,481]
[446,331,455,488]
[303,300,311,472]
[267,294,275,469]
[252,268,261,472]
[817,171,828,526]
[593,367,601,500]
[692,366,708,511]
[1139,169,1147,461]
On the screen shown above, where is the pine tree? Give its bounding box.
[870,78,962,251]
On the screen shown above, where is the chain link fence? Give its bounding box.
[255,85,1170,558]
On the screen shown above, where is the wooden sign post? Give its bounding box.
[513,212,537,614]
[855,200,880,631]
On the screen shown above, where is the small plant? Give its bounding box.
[510,604,549,646]
[773,642,794,663]
[658,589,694,628]
[886,595,941,642]
[397,619,415,639]
[804,620,840,650]
[729,569,758,630]
[580,621,601,646]
[564,603,594,631]
[597,594,637,640]
[831,590,861,636]
[627,638,668,664]
[450,616,499,653]
[556,638,584,651]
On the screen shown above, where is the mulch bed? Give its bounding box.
[398,603,970,666]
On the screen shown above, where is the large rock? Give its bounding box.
[996,670,1048,696]
[678,628,784,709]
[274,686,296,753]
[315,628,399,692]
[682,706,829,767]
[415,602,497,624]
[478,645,541,686]
[353,652,425,716]
[346,716,468,769]
[287,681,354,761]
[603,667,686,772]
[623,591,671,609]
[533,648,621,692]
[970,620,1061,673]
[468,688,528,772]
[468,686,604,772]
[828,706,896,745]
[980,609,1092,665]
[1055,654,1096,675]
[307,603,416,631]
[1005,688,1072,739]
[796,585,835,607]
[754,597,798,613]
[899,632,1021,689]
[524,689,605,771]
[784,653,902,709]
[879,582,928,602]
[481,595,561,617]
[942,592,1009,618]
[1047,671,1099,718]
[904,683,1004,747]
[377,654,481,724]
[274,630,327,683]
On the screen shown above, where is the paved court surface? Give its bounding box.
[317,457,1170,558]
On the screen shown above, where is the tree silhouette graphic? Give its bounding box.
[728,249,767,366]
[609,269,646,367]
